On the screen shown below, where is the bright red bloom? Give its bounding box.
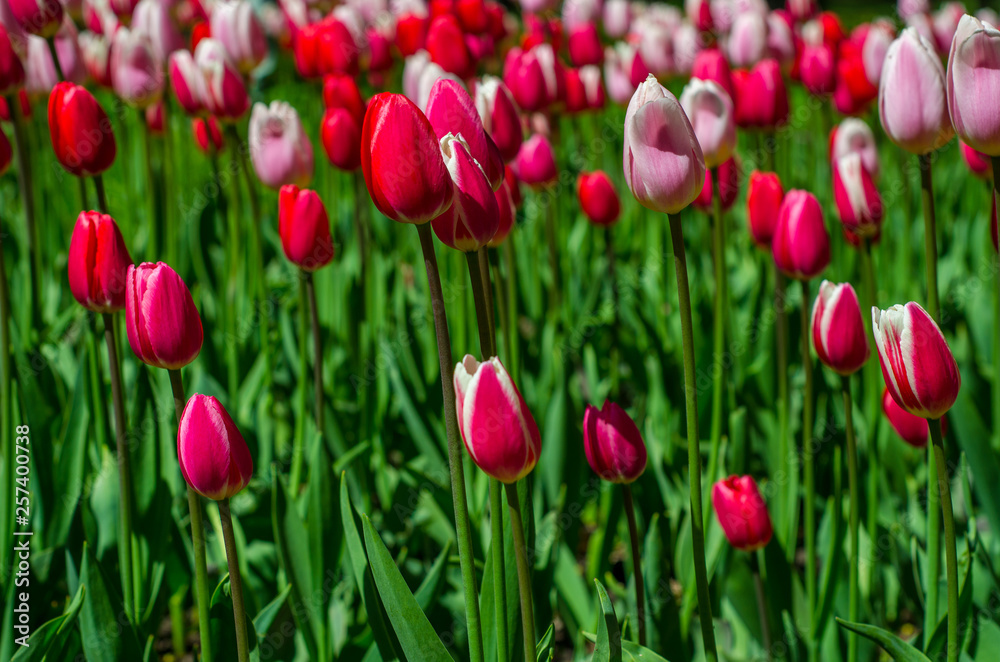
[67,211,133,313]
[278,185,334,271]
[48,81,117,177]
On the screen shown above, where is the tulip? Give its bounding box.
[67,211,133,313]
[834,36,879,116]
[110,27,164,108]
[811,280,870,376]
[512,133,557,189]
[746,170,783,247]
[833,153,883,238]
[634,18,674,77]
[395,12,428,57]
[799,43,836,95]
[603,0,631,38]
[474,76,522,163]
[694,157,740,212]
[426,14,472,78]
[603,43,637,105]
[946,15,1000,156]
[879,28,953,154]
[248,100,314,189]
[125,262,204,370]
[733,58,788,129]
[48,81,117,176]
[772,190,830,280]
[131,0,185,64]
[686,0,713,31]
[322,73,364,121]
[577,171,620,227]
[425,77,504,190]
[456,0,487,32]
[24,35,56,95]
[578,65,604,110]
[897,0,928,21]
[168,50,205,115]
[0,24,25,95]
[53,15,84,83]
[177,394,253,500]
[787,0,817,22]
[712,475,774,551]
[883,388,933,447]
[872,302,961,419]
[145,99,164,133]
[320,107,361,171]
[453,355,541,483]
[210,0,266,73]
[192,116,223,154]
[489,169,516,247]
[830,117,879,179]
[959,140,992,179]
[503,46,547,113]
[79,30,111,88]
[583,400,647,483]
[767,12,796,66]
[728,12,767,67]
[623,74,705,214]
[361,92,454,224]
[431,134,499,252]
[691,48,734,100]
[366,27,393,72]
[278,185,334,271]
[194,38,249,119]
[933,2,965,54]
[9,0,63,38]
[862,20,894,86]
[568,22,602,67]
[680,78,736,168]
[315,17,359,77]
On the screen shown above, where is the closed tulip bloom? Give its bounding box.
[897,0,929,21]
[833,153,883,238]
[513,133,557,188]
[830,117,879,179]
[772,190,830,280]
[79,30,112,88]
[322,73,364,121]
[623,74,705,214]
[431,133,499,251]
[862,20,895,86]
[426,14,472,78]
[194,38,249,119]
[879,28,953,154]
[210,0,266,73]
[767,12,796,66]
[193,116,224,154]
[278,185,334,271]
[10,0,63,38]
[125,262,204,370]
[395,12,428,57]
[474,76,522,163]
[503,46,547,113]
[872,301,961,419]
[168,50,205,115]
[67,211,133,313]
[489,170,516,247]
[603,0,631,38]
[747,170,783,247]
[959,140,992,179]
[425,77,504,190]
[882,388,932,447]
[454,355,541,483]
[691,48,734,100]
[131,0,185,65]
[577,170,620,226]
[568,22,602,67]
[811,280,870,375]
[634,18,674,78]
[603,44,637,105]
[800,43,836,95]
[735,59,789,129]
[361,92,454,224]
[25,34,57,95]
[712,475,773,552]
[178,395,253,500]
[0,25,25,95]
[694,157,740,211]
[686,0,713,31]
[110,27,164,108]
[946,15,1000,156]
[583,400,647,483]
[728,12,767,67]
[320,107,361,171]
[249,100,314,189]
[48,81,117,176]
[680,78,736,168]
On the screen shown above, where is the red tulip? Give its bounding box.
[425,77,504,190]
[746,170,783,248]
[882,388,935,448]
[772,190,830,280]
[9,0,64,38]
[395,13,428,57]
[811,280,870,376]
[0,24,25,96]
[361,92,454,224]
[513,133,557,188]
[295,17,359,79]
[278,185,334,271]
[322,73,364,122]
[583,400,647,483]
[48,81,117,177]
[456,0,488,33]
[193,116,224,154]
[694,158,740,212]
[712,475,774,552]
[320,107,361,171]
[426,14,472,78]
[178,394,253,500]
[474,75,523,163]
[577,170,620,226]
[145,100,164,134]
[800,43,836,95]
[67,211,133,313]
[125,262,204,370]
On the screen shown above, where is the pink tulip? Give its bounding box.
[125,262,204,370]
[728,12,767,67]
[634,18,674,78]
[747,170,783,247]
[767,11,796,66]
[603,43,637,105]
[67,211,133,313]
[132,0,185,64]
[513,133,557,188]
[691,48,734,100]
[194,37,249,119]
[673,23,701,75]
[680,78,736,169]
[425,77,504,191]
[110,27,163,108]
[431,133,499,252]
[882,387,932,448]
[879,28,953,154]
[932,2,965,55]
[873,302,961,420]
[623,74,705,214]
[24,35,57,95]
[583,400,647,483]
[830,117,879,179]
[454,355,540,483]
[799,43,836,95]
[603,0,631,39]
[426,14,472,78]
[712,475,773,552]
[833,153,883,238]
[248,100,314,189]
[862,20,895,87]
[210,0,267,73]
[502,46,546,113]
[786,0,817,22]
[811,280,870,376]
[897,0,929,21]
[178,394,253,500]
[959,140,992,179]
[946,15,1000,156]
[473,76,522,164]
[772,190,830,280]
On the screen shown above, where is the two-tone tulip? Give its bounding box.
[425,78,504,190]
[772,190,830,280]
[833,153,883,238]
[831,117,879,179]
[583,400,647,483]
[946,15,1000,156]
[168,50,206,115]
[474,76,522,163]
[194,38,249,120]
[178,395,253,500]
[431,133,499,252]
[747,170,783,247]
[249,100,314,189]
[67,211,133,312]
[48,81,117,176]
[110,27,164,109]
[712,475,773,552]
[125,262,204,370]
[193,116,224,154]
[131,0,185,64]
[209,0,267,74]
[680,78,736,169]
[811,280,870,375]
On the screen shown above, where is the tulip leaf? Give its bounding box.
[413,539,451,611]
[45,360,90,550]
[209,573,260,662]
[307,436,341,607]
[361,514,453,662]
[536,623,555,661]
[925,536,975,657]
[622,641,674,662]
[593,579,622,662]
[10,584,85,662]
[253,583,291,637]
[836,619,931,661]
[77,541,144,662]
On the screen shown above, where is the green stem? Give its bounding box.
[503,240,520,381]
[102,313,136,623]
[859,240,881,556]
[305,272,324,434]
[926,440,941,640]
[78,177,89,210]
[46,37,63,81]
[545,195,560,311]
[605,226,621,399]
[752,553,773,658]
[842,376,859,662]
[93,175,109,214]
[169,369,213,662]
[0,230,12,584]
[668,213,718,662]
[992,157,1000,453]
[708,168,726,512]
[505,481,536,661]
[801,279,817,651]
[218,499,250,662]
[478,248,497,353]
[416,224,484,662]
[623,484,646,647]
[141,115,159,259]
[928,418,958,662]
[7,94,40,330]
[919,154,940,322]
[775,266,792,561]
[290,279,308,492]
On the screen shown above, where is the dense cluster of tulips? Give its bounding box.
[1,0,1000,659]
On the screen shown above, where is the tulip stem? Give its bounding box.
[605,227,620,399]
[841,375,859,662]
[304,272,324,434]
[668,213,718,662]
[415,223,484,662]
[46,37,64,82]
[505,481,536,661]
[622,484,647,647]
[800,279,817,650]
[93,175,109,214]
[101,313,137,623]
[708,168,726,516]
[992,157,1000,454]
[0,235,13,587]
[169,369,213,662]
[859,239,881,556]
[774,266,792,561]
[218,499,250,662]
[928,418,958,662]
[751,552,773,658]
[466,252,495,358]
[918,154,940,321]
[141,116,160,260]
[7,94,40,331]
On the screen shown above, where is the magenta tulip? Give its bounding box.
[728,12,768,67]
[772,190,830,280]
[249,100,314,189]
[800,43,837,96]
[67,211,133,313]
[194,38,249,120]
[489,169,516,247]
[577,170,621,226]
[0,24,25,95]
[811,280,870,376]
[168,50,206,115]
[583,400,647,483]
[883,388,932,448]
[712,475,774,552]
[425,78,504,191]
[513,133,557,188]
[946,14,1000,156]
[431,134,499,252]
[178,394,253,500]
[125,262,204,370]
[691,48,734,101]
[959,140,993,179]
[131,0,185,64]
[9,0,63,38]
[568,22,602,67]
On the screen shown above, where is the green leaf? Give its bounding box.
[535,623,554,661]
[253,584,291,637]
[925,536,975,658]
[307,437,341,608]
[622,641,674,662]
[361,515,453,662]
[593,579,622,662]
[45,362,90,549]
[209,574,260,662]
[413,540,451,611]
[836,619,931,661]
[77,542,143,662]
[11,585,85,661]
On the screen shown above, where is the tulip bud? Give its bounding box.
[503,46,547,113]
[712,475,773,552]
[278,185,334,271]
[897,0,929,21]
[691,48,734,101]
[79,30,112,88]
[249,100,314,189]
[879,28,953,154]
[48,81,117,176]
[361,92,454,224]
[831,117,879,179]
[125,262,204,370]
[568,22,602,67]
[882,387,934,448]
[767,12,796,66]
[513,133,557,188]
[729,12,767,68]
[603,0,630,38]
[54,15,84,84]
[395,13,428,57]
[603,43,638,105]
[772,190,830,280]
[210,0,267,74]
[872,302,961,419]
[474,76,523,164]
[747,170,783,247]
[25,35,57,95]
[110,27,164,109]
[862,20,895,87]
[583,400,647,483]
[9,0,64,39]
[454,355,541,483]
[131,0,185,65]
[426,15,472,78]
[320,107,361,171]
[67,211,133,313]
[733,59,789,130]
[800,43,836,95]
[694,157,740,212]
[194,38,249,120]
[577,170,621,227]
[0,25,26,96]
[431,133,499,252]
[168,50,205,115]
[946,15,1000,156]
[680,78,736,169]
[489,168,516,247]
[425,78,504,190]
[623,74,706,214]
[322,74,364,121]
[833,153,883,238]
[193,116,224,154]
[178,394,253,500]
[959,140,993,179]
[811,280,870,376]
